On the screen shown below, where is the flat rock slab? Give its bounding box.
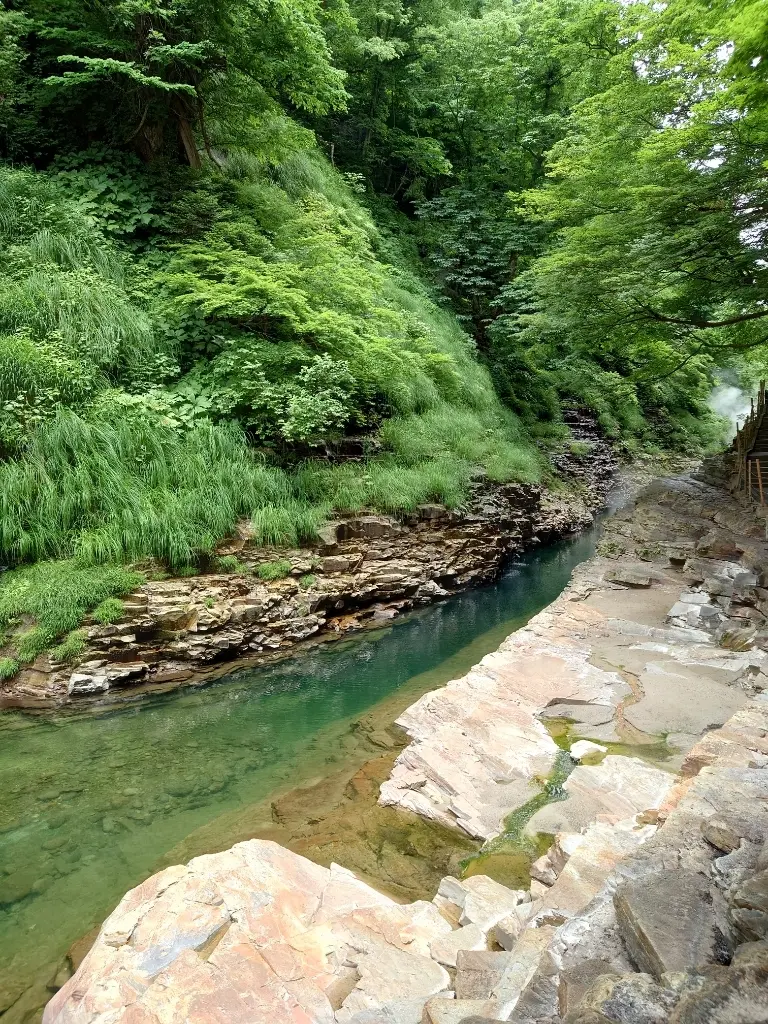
[532,817,658,919]
[455,951,521,1000]
[430,924,487,968]
[379,616,630,840]
[44,840,453,1024]
[613,869,732,978]
[526,755,675,837]
[423,998,504,1023]
[623,660,745,736]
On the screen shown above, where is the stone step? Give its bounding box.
[454,928,557,1016]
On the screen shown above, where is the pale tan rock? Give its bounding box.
[423,996,504,1023]
[525,756,675,837]
[432,894,462,929]
[570,740,607,761]
[492,904,533,951]
[530,853,557,887]
[458,876,529,933]
[429,924,487,968]
[379,621,628,839]
[532,818,658,920]
[43,841,453,1024]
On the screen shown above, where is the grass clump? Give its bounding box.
[257,559,293,581]
[299,574,317,590]
[50,629,88,663]
[215,555,246,573]
[0,413,323,568]
[92,597,124,624]
[0,560,144,663]
[0,657,20,680]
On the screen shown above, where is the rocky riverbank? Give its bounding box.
[2,419,615,708]
[42,464,768,1023]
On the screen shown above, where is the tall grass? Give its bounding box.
[0,166,159,372]
[0,272,156,370]
[0,412,321,567]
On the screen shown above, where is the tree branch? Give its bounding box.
[638,305,768,329]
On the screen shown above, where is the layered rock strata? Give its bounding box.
[3,427,614,707]
[43,703,768,1024]
[380,472,768,841]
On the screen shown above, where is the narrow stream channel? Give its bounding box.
[0,525,600,1019]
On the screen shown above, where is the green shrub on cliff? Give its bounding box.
[0,161,539,576]
[0,561,144,665]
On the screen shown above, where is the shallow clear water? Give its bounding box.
[0,526,599,1017]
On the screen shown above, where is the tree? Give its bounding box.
[5,0,349,165]
[515,0,768,383]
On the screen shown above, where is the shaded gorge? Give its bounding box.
[0,526,600,1020]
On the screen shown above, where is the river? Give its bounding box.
[0,525,599,1019]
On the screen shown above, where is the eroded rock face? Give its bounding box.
[3,462,615,707]
[614,870,733,978]
[43,840,454,1024]
[504,701,768,1024]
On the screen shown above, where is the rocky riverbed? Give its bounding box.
[40,464,768,1023]
[2,418,615,708]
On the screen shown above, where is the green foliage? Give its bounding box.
[51,148,163,236]
[567,440,592,458]
[256,559,293,581]
[8,0,348,165]
[0,657,20,681]
[0,561,143,662]
[0,167,158,375]
[50,629,88,662]
[299,574,317,590]
[509,0,768,426]
[215,555,245,573]
[92,597,124,625]
[0,0,750,619]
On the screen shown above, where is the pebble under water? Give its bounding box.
[0,526,600,1020]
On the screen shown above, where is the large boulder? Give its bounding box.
[43,841,453,1024]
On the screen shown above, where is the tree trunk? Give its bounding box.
[177,116,202,169]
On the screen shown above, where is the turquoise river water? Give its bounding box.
[0,526,599,1019]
